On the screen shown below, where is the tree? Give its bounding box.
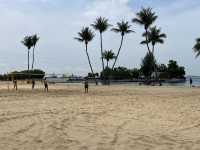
[132,7,157,54]
[31,34,40,70]
[193,38,200,57]
[102,50,115,68]
[131,68,140,79]
[142,26,166,79]
[142,26,166,54]
[157,64,168,72]
[91,17,111,71]
[22,36,33,71]
[140,52,156,78]
[75,27,96,77]
[111,21,134,69]
[167,60,185,78]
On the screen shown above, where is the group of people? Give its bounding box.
[12,77,194,92]
[12,79,49,92]
[12,78,90,93]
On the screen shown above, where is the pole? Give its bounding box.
[7,72,10,91]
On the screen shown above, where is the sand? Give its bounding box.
[0,83,200,150]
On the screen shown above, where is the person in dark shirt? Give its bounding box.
[32,79,35,90]
[190,77,193,87]
[44,80,48,92]
[84,79,89,93]
[13,79,18,91]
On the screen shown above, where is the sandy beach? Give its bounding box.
[0,83,200,150]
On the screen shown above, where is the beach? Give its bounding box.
[0,84,200,150]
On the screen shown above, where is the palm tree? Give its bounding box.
[22,36,33,71]
[75,27,95,77]
[91,17,111,71]
[142,26,166,80]
[111,21,134,69]
[102,50,115,68]
[132,7,157,53]
[31,34,39,70]
[193,38,200,57]
[142,26,167,54]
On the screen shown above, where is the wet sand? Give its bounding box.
[0,83,200,150]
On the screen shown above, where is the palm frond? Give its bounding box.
[75,27,95,44]
[91,16,111,33]
[112,21,134,36]
[111,28,121,33]
[132,7,157,29]
[21,36,33,50]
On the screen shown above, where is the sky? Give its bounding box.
[0,0,200,75]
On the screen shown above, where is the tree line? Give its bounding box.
[0,69,45,81]
[100,58,185,80]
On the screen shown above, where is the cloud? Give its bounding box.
[0,0,199,75]
[84,0,133,22]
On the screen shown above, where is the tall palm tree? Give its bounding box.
[193,38,200,57]
[22,36,33,71]
[132,7,157,53]
[75,27,95,77]
[102,50,115,68]
[111,21,134,69]
[31,34,39,70]
[91,17,111,71]
[142,26,166,80]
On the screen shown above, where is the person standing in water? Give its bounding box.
[190,77,193,87]
[84,79,89,93]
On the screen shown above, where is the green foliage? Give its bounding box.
[111,21,134,36]
[31,34,40,46]
[101,67,140,80]
[99,59,185,80]
[88,73,99,78]
[21,36,33,50]
[167,60,185,78]
[102,50,115,68]
[91,17,111,33]
[130,68,140,79]
[193,38,200,57]
[141,26,167,49]
[132,7,157,30]
[157,64,168,72]
[140,53,156,78]
[7,69,45,80]
[74,27,95,44]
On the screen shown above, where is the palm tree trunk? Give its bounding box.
[112,35,124,70]
[100,33,105,71]
[32,45,35,70]
[85,43,97,85]
[28,49,30,71]
[145,29,151,54]
[85,44,94,74]
[152,44,155,55]
[152,45,158,82]
[107,60,109,68]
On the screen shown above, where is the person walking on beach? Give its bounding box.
[44,79,48,92]
[190,77,193,87]
[32,79,35,90]
[13,79,18,91]
[84,79,89,93]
